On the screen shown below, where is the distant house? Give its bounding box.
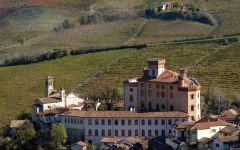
[10,120,29,134]
[70,140,88,150]
[159,2,174,11]
[210,109,240,124]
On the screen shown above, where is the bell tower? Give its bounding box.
[46,76,54,97]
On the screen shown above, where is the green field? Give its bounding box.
[1,43,240,126]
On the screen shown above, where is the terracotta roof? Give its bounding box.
[218,131,240,143]
[118,137,143,144]
[61,110,188,118]
[72,140,88,147]
[220,125,238,134]
[38,92,61,104]
[113,99,124,108]
[100,137,122,143]
[10,120,27,128]
[198,137,213,143]
[38,108,69,116]
[174,122,195,129]
[216,109,239,122]
[149,70,179,83]
[191,119,231,130]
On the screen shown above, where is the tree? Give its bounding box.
[16,111,32,120]
[50,123,67,150]
[62,19,71,29]
[15,120,35,146]
[100,87,121,111]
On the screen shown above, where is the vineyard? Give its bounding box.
[1,43,240,126]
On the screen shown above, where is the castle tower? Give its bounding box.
[147,58,165,77]
[45,76,54,97]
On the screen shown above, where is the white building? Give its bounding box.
[61,110,188,143]
[124,58,201,121]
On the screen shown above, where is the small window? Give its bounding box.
[211,129,216,133]
[156,91,160,97]
[161,92,165,97]
[121,130,125,136]
[95,130,98,136]
[161,104,165,110]
[191,94,195,99]
[170,86,174,90]
[148,120,151,125]
[101,119,105,125]
[148,130,152,136]
[88,129,92,136]
[149,101,152,110]
[156,104,160,110]
[161,120,165,125]
[88,119,92,125]
[65,118,67,123]
[168,119,172,125]
[130,95,133,102]
[191,116,195,121]
[130,88,133,92]
[128,120,132,125]
[115,130,118,136]
[135,120,138,125]
[161,85,165,89]
[142,120,145,125]
[155,130,159,136]
[155,119,158,125]
[216,144,219,147]
[102,130,105,136]
[108,130,111,136]
[108,119,111,125]
[191,105,195,111]
[156,84,160,88]
[95,119,98,125]
[135,130,138,136]
[148,90,152,97]
[121,120,125,125]
[170,105,174,111]
[142,130,145,136]
[128,130,132,136]
[141,83,144,87]
[115,120,118,125]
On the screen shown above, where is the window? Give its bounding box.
[88,119,92,125]
[141,90,144,96]
[215,143,219,147]
[161,92,165,98]
[128,130,132,136]
[161,120,165,125]
[130,88,133,92]
[88,129,92,136]
[68,118,70,123]
[155,119,158,125]
[161,85,165,89]
[191,94,195,99]
[156,84,160,88]
[155,130,159,136]
[170,86,173,90]
[148,90,152,97]
[161,104,165,110]
[148,120,151,125]
[152,70,155,76]
[74,118,76,124]
[65,118,67,123]
[149,101,152,110]
[135,120,138,125]
[142,130,145,136]
[141,83,144,87]
[170,93,173,99]
[170,105,174,111]
[211,129,216,133]
[80,119,83,124]
[191,105,195,111]
[121,120,125,125]
[102,130,105,136]
[95,119,98,125]
[121,130,125,136]
[108,129,111,136]
[128,120,132,125]
[168,119,172,125]
[198,104,200,110]
[162,130,165,136]
[77,119,79,124]
[71,118,73,124]
[115,130,118,136]
[148,130,152,136]
[135,130,138,136]
[156,91,160,97]
[142,120,145,125]
[95,130,98,136]
[191,116,195,121]
[130,95,133,102]
[156,104,160,110]
[169,129,172,134]
[115,119,118,125]
[101,119,105,125]
[108,119,111,125]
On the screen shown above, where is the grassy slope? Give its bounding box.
[2,43,240,126]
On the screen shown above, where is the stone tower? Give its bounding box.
[46,76,54,97]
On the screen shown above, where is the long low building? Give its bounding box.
[61,110,188,143]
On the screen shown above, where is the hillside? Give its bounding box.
[1,43,240,126]
[1,0,240,63]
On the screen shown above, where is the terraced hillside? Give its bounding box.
[1,43,240,126]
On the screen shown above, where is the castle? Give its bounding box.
[32,58,201,144]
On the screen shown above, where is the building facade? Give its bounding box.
[61,110,188,144]
[124,58,201,121]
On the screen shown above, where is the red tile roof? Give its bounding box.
[191,119,231,130]
[61,110,188,118]
[150,70,179,83]
[38,92,61,104]
[38,108,69,116]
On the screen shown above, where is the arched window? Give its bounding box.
[121,119,125,125]
[95,129,98,136]
[191,105,195,111]
[115,130,118,136]
[155,130,159,136]
[108,119,111,125]
[149,101,152,110]
[148,130,152,136]
[148,120,151,125]
[102,130,105,136]
[170,105,174,111]
[101,119,105,125]
[128,130,132,136]
[88,129,92,136]
[142,130,145,136]
[88,119,92,125]
[129,95,133,102]
[121,130,125,136]
[108,129,111,136]
[161,104,165,110]
[141,119,145,125]
[135,120,138,125]
[115,119,118,125]
[155,119,158,125]
[156,104,160,110]
[191,94,195,99]
[135,130,138,136]
[168,119,172,125]
[95,119,98,125]
[128,119,132,125]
